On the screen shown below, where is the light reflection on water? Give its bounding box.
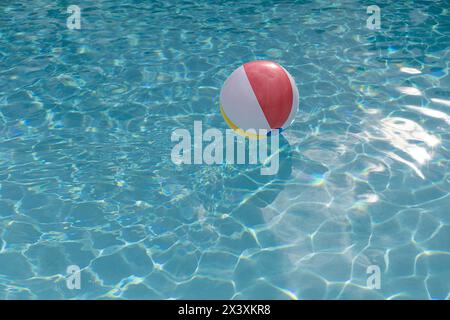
[363,117,440,179]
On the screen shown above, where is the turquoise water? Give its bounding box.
[0,0,449,299]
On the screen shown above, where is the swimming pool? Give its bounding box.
[0,0,449,299]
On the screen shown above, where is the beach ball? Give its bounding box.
[220,60,299,138]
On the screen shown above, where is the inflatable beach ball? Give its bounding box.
[220,60,299,138]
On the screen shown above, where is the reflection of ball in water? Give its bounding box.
[220,60,299,138]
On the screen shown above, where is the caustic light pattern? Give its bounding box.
[220,61,299,138]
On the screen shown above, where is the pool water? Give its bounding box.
[0,0,449,299]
